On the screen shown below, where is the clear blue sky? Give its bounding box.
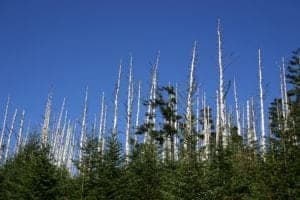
[0,0,299,135]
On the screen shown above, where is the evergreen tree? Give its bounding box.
[0,136,72,200]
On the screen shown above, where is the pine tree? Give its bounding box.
[0,136,72,199]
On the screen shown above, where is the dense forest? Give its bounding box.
[0,25,299,199]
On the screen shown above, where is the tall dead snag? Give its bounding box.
[0,96,10,160]
[125,56,134,162]
[280,57,289,129]
[144,52,159,144]
[53,98,66,160]
[62,120,71,166]
[98,92,105,153]
[112,60,122,139]
[58,109,68,166]
[258,49,266,152]
[216,90,221,146]
[79,87,88,163]
[92,114,97,137]
[42,93,52,146]
[282,58,289,118]
[196,88,200,152]
[251,98,257,142]
[134,81,141,145]
[102,105,107,153]
[247,100,251,144]
[15,109,25,154]
[247,98,257,146]
[242,106,245,138]
[174,84,179,160]
[233,77,242,136]
[4,109,17,161]
[217,19,228,147]
[202,92,211,159]
[67,123,76,173]
[23,121,30,147]
[185,41,197,152]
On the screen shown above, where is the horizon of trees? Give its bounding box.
[0,22,299,199]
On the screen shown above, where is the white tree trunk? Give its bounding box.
[15,110,25,154]
[125,56,134,162]
[174,84,179,160]
[102,105,107,153]
[217,19,227,147]
[53,98,66,162]
[258,49,266,152]
[67,126,76,174]
[282,58,289,117]
[62,120,71,166]
[242,107,245,139]
[42,93,52,146]
[23,121,30,147]
[216,90,221,146]
[251,98,257,142]
[233,78,241,136]
[112,61,122,139]
[4,109,17,161]
[0,96,10,160]
[205,106,211,159]
[98,92,105,152]
[280,57,289,129]
[247,100,251,145]
[92,114,97,137]
[196,88,200,151]
[144,52,159,144]
[134,81,141,145]
[185,41,197,151]
[79,87,88,163]
[247,98,257,146]
[58,109,68,166]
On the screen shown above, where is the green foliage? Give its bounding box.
[0,137,72,200]
[123,143,162,199]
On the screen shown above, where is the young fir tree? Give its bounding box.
[0,136,72,200]
[266,48,300,199]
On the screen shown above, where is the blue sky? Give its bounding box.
[0,0,299,136]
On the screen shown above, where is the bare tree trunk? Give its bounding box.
[92,114,97,138]
[58,109,68,166]
[134,81,141,145]
[15,110,25,154]
[102,105,107,153]
[258,49,266,152]
[125,56,134,162]
[42,93,52,146]
[23,121,30,147]
[79,87,88,164]
[98,92,105,152]
[62,120,72,166]
[174,84,179,160]
[54,98,65,151]
[112,61,122,139]
[280,58,289,130]
[217,19,227,147]
[196,88,200,152]
[185,41,197,152]
[247,100,251,145]
[205,106,211,159]
[4,109,17,161]
[0,96,10,161]
[242,106,245,139]
[144,52,159,144]
[233,77,241,136]
[216,90,221,146]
